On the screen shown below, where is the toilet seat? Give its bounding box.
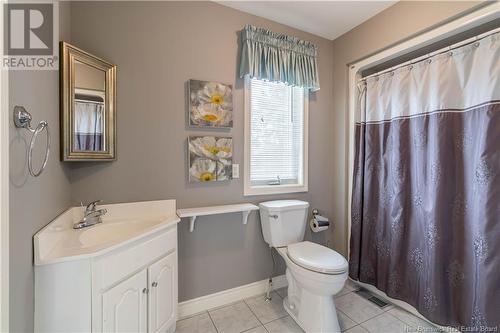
[287,241,348,274]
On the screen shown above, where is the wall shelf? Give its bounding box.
[176,203,259,232]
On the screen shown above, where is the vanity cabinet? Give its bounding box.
[148,253,177,333]
[34,200,180,333]
[102,270,148,332]
[102,251,176,333]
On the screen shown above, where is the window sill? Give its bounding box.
[243,184,308,196]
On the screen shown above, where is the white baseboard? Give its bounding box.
[178,275,288,319]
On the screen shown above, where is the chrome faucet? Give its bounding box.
[73,200,108,229]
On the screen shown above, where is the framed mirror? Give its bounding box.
[60,41,116,161]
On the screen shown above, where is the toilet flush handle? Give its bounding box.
[269,214,278,219]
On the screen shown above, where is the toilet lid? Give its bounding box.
[287,241,348,274]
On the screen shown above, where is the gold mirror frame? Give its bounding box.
[60,41,116,161]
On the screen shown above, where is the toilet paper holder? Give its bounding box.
[310,208,330,232]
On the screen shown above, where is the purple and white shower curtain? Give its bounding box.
[350,32,499,331]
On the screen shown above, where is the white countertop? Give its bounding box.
[34,200,180,266]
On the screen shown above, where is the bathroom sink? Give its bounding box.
[33,200,180,265]
[79,219,162,248]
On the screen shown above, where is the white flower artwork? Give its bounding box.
[188,136,232,182]
[189,159,217,182]
[189,80,233,128]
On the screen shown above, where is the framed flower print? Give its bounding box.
[188,79,233,128]
[188,136,232,182]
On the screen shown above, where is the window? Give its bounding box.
[244,77,308,196]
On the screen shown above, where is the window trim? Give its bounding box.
[243,76,309,196]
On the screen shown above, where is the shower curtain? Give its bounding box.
[74,101,104,151]
[350,32,499,331]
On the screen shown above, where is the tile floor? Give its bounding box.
[175,282,441,333]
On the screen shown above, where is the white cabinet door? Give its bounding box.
[148,252,177,333]
[102,269,148,333]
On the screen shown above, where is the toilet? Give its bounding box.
[259,200,348,333]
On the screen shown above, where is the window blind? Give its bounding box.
[249,78,304,186]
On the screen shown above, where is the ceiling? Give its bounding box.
[218,1,397,40]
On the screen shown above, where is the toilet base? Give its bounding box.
[277,247,346,333]
[283,296,305,330]
[283,294,341,333]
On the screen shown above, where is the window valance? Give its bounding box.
[239,25,320,91]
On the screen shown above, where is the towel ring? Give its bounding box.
[13,106,50,177]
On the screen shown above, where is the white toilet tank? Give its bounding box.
[259,200,310,247]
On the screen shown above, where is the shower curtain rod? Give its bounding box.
[360,26,500,82]
[74,99,104,105]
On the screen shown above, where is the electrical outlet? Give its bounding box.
[232,164,240,179]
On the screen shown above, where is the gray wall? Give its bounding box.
[67,1,335,302]
[8,4,71,333]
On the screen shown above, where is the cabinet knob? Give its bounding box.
[142,288,149,294]
[152,282,158,288]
